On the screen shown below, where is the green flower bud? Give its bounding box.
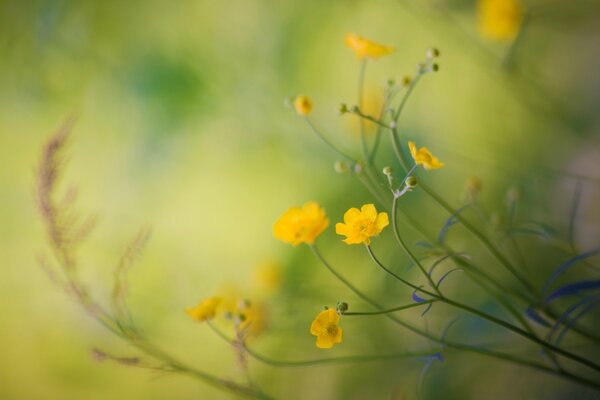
[406,175,417,188]
[427,47,440,59]
[337,301,349,313]
[334,160,349,174]
[383,166,393,176]
[337,103,349,115]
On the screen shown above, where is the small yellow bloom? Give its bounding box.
[273,201,329,246]
[409,141,444,170]
[477,0,523,42]
[310,308,343,349]
[344,33,394,60]
[294,95,312,116]
[185,297,222,322]
[335,204,389,245]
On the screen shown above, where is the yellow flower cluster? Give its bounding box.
[477,0,524,42]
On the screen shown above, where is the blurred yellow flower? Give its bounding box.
[237,299,267,338]
[310,308,343,349]
[409,141,444,170]
[294,95,312,116]
[335,204,389,245]
[185,297,222,322]
[273,201,329,246]
[477,0,523,42]
[344,33,394,60]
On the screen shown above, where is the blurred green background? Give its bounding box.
[1,0,600,399]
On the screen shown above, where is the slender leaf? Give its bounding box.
[541,248,600,295]
[545,280,600,304]
[437,205,469,244]
[525,307,551,328]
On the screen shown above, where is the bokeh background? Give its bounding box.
[1,0,600,399]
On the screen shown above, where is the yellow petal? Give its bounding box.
[361,204,377,222]
[343,207,362,224]
[375,212,389,231]
[408,141,418,161]
[316,334,335,349]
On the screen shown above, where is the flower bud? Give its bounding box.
[294,95,312,116]
[337,301,349,313]
[402,76,412,87]
[385,78,395,88]
[337,103,349,115]
[426,47,440,59]
[406,175,417,188]
[353,161,363,174]
[383,166,393,176]
[334,160,349,174]
[350,105,360,114]
[431,63,439,72]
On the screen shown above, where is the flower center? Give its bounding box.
[326,323,338,336]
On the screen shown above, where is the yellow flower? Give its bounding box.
[409,141,444,170]
[185,297,222,322]
[344,33,394,60]
[294,95,312,116]
[477,0,523,42]
[273,201,329,246]
[335,204,389,245]
[310,308,343,349]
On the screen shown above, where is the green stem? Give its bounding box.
[357,59,369,159]
[343,300,437,316]
[305,117,355,161]
[391,196,441,294]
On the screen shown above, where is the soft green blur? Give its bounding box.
[1,0,600,399]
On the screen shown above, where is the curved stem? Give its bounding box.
[305,117,355,161]
[391,196,441,294]
[357,59,369,159]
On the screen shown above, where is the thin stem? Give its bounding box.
[305,117,355,161]
[357,59,369,159]
[343,300,437,316]
[393,74,422,123]
[366,244,436,296]
[391,196,441,294]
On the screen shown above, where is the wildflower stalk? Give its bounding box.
[305,117,355,161]
[342,300,437,316]
[309,245,600,391]
[357,59,370,158]
[207,321,438,367]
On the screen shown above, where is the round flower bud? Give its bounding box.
[426,47,440,59]
[353,161,363,174]
[337,103,349,115]
[385,78,395,88]
[294,95,312,116]
[406,175,417,188]
[431,63,439,72]
[402,76,412,87]
[334,160,349,174]
[337,302,349,313]
[383,166,393,176]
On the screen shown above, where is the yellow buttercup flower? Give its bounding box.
[185,297,222,322]
[335,204,389,245]
[409,141,444,170]
[344,33,394,60]
[294,95,312,116]
[477,0,523,42]
[273,201,329,246]
[310,308,343,349]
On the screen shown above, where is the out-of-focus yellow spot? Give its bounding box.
[294,95,312,116]
[254,262,282,294]
[185,297,222,322]
[344,33,395,60]
[477,0,524,42]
